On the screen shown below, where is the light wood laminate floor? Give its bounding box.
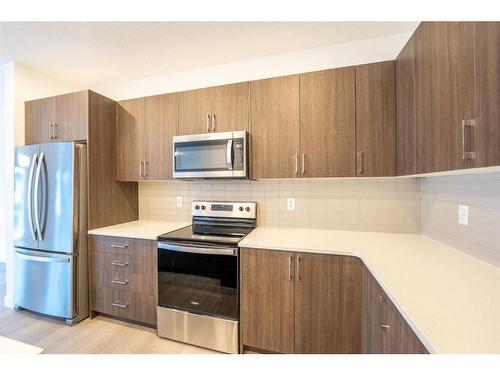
[0,263,217,354]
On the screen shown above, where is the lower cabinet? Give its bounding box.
[362,266,428,354]
[89,235,157,326]
[240,248,363,354]
[240,248,428,354]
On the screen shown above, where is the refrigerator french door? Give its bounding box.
[13,142,89,325]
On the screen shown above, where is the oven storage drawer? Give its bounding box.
[90,251,155,295]
[89,235,155,257]
[92,286,156,326]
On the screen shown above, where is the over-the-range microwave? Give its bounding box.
[172,130,248,179]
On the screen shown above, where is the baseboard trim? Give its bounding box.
[3,295,13,309]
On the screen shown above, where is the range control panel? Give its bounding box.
[192,200,257,219]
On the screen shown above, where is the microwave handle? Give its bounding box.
[226,139,233,170]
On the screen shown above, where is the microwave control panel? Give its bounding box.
[233,138,244,171]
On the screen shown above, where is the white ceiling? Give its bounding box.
[0,22,418,87]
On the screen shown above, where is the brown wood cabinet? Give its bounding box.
[240,248,295,353]
[355,61,396,177]
[116,94,178,181]
[250,76,300,179]
[178,82,249,135]
[116,98,144,181]
[240,248,363,354]
[414,22,476,173]
[362,267,428,354]
[299,67,356,177]
[89,235,157,326]
[475,22,500,168]
[25,91,88,145]
[396,36,416,176]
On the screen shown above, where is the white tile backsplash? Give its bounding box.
[421,172,500,267]
[139,178,421,234]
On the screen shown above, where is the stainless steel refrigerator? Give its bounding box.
[13,141,89,325]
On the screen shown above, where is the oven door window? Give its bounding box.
[174,139,231,172]
[158,248,238,320]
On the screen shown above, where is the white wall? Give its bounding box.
[94,32,412,100]
[1,62,79,307]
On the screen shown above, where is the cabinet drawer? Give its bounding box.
[92,286,156,326]
[90,251,156,295]
[89,235,155,257]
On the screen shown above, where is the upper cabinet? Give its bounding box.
[396,37,416,176]
[355,61,397,177]
[25,91,88,145]
[414,22,476,174]
[116,93,178,181]
[475,22,500,168]
[300,67,356,177]
[178,82,249,135]
[250,76,300,179]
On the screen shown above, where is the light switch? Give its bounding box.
[458,205,469,225]
[287,198,296,210]
[176,196,183,208]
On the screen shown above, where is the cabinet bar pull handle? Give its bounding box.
[111,261,128,267]
[145,160,149,177]
[357,151,363,175]
[301,154,305,174]
[296,255,301,281]
[139,161,143,177]
[112,302,128,309]
[207,114,211,132]
[461,119,476,160]
[111,280,128,285]
[212,113,216,132]
[288,255,293,280]
[48,123,53,139]
[294,154,299,175]
[52,123,57,139]
[111,243,128,249]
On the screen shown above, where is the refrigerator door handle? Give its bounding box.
[34,152,45,241]
[27,153,38,240]
[16,250,70,263]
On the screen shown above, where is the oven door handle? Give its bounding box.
[158,242,238,256]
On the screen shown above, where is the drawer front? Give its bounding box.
[90,251,155,295]
[89,235,155,257]
[92,286,156,325]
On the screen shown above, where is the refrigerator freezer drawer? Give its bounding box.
[14,248,77,319]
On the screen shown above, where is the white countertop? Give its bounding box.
[88,220,190,240]
[239,227,500,354]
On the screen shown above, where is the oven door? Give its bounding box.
[157,242,239,320]
[172,131,247,179]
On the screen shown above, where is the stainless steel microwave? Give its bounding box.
[172,130,248,179]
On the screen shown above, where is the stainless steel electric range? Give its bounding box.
[156,200,257,354]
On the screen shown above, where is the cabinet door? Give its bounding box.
[211,82,249,133]
[250,76,300,178]
[144,93,178,180]
[362,267,384,354]
[240,248,295,353]
[355,61,396,177]
[475,22,500,168]
[116,98,144,181]
[295,254,362,353]
[54,91,88,142]
[396,36,416,176]
[300,67,356,177]
[385,297,428,354]
[178,87,212,135]
[25,96,55,145]
[414,22,475,173]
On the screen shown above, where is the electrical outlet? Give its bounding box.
[176,196,183,208]
[287,198,296,210]
[458,205,469,225]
